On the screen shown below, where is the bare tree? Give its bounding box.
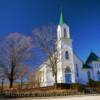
[28,69,40,88]
[0,33,33,88]
[32,25,58,88]
[18,64,29,89]
[0,73,5,91]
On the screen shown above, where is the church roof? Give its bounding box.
[59,11,65,26]
[82,52,100,69]
[83,64,91,69]
[86,52,100,64]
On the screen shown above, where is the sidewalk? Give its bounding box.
[1,94,100,100]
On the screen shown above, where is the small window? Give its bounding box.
[97,64,99,68]
[87,71,91,80]
[76,64,79,77]
[95,64,97,68]
[65,51,69,59]
[97,71,100,74]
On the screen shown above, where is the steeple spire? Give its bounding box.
[59,11,64,26]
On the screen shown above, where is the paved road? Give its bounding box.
[1,95,100,100]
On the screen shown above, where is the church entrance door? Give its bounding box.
[65,67,72,84]
[97,71,100,81]
[65,73,72,83]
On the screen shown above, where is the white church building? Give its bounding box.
[35,12,100,87]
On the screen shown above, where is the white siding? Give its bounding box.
[73,54,88,84]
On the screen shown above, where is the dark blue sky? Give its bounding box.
[0,0,100,64]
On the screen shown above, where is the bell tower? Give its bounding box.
[57,11,76,83]
[57,11,70,40]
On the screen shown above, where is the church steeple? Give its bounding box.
[57,11,70,39]
[59,11,64,26]
[57,11,75,84]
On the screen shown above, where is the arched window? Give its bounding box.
[65,51,69,59]
[87,71,91,80]
[65,67,71,73]
[65,67,72,83]
[64,28,67,37]
[97,71,100,81]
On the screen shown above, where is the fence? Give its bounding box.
[0,89,80,98]
[0,83,100,98]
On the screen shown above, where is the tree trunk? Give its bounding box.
[9,63,15,88]
[21,79,23,89]
[1,79,4,92]
[54,73,57,89]
[9,78,14,88]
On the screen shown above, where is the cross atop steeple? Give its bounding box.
[59,11,65,26]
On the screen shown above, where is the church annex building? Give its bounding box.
[35,12,100,87]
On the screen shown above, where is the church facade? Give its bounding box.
[35,12,100,87]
